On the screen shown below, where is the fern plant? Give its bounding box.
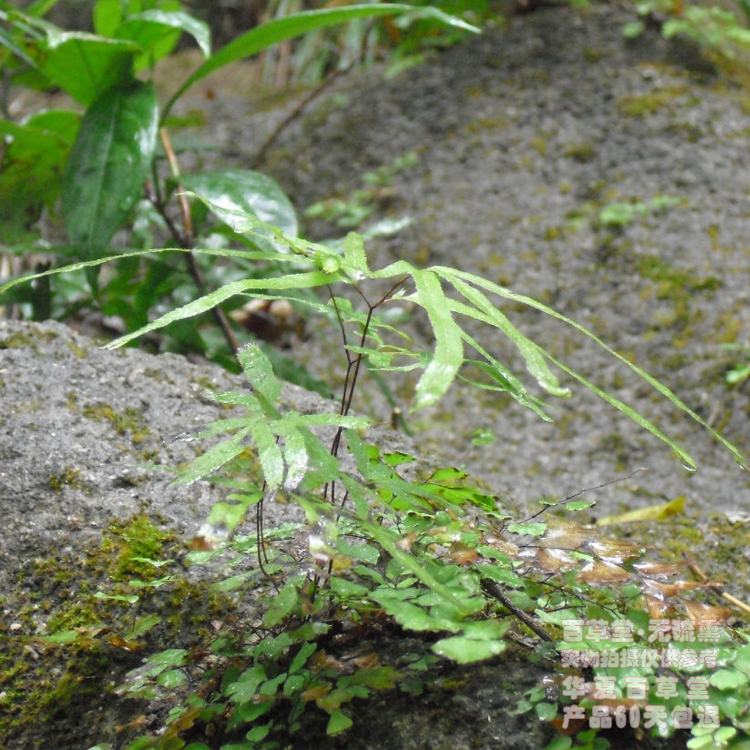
[6,191,749,748]
[3,3,750,744]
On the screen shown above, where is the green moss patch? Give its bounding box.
[82,403,152,445]
[0,513,233,750]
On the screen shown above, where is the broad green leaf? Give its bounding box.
[461,619,511,640]
[507,522,546,536]
[372,596,460,632]
[203,496,261,538]
[565,499,596,511]
[162,5,437,119]
[180,169,297,237]
[410,269,463,410]
[93,0,123,37]
[365,523,472,614]
[329,577,370,599]
[432,635,506,663]
[39,31,137,105]
[246,723,273,743]
[534,702,558,722]
[156,669,186,688]
[289,642,317,674]
[0,109,80,242]
[62,80,158,259]
[264,579,301,627]
[95,591,140,604]
[710,669,748,690]
[118,10,211,62]
[126,613,161,639]
[42,629,87,644]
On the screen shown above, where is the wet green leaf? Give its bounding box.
[410,268,463,409]
[566,499,596,511]
[432,635,506,663]
[343,231,369,278]
[535,701,558,721]
[252,418,284,490]
[62,80,158,258]
[39,31,137,105]
[329,577,370,599]
[238,344,283,402]
[93,0,123,37]
[443,272,570,399]
[0,109,80,242]
[289,642,317,674]
[245,722,273,743]
[157,669,186,688]
[264,580,301,627]
[118,10,211,64]
[126,614,162,639]
[180,169,297,237]
[178,427,251,485]
[95,591,139,604]
[105,269,335,349]
[225,664,266,703]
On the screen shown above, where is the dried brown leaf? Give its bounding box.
[632,560,686,578]
[310,650,344,671]
[644,580,712,598]
[449,542,479,565]
[586,538,642,563]
[644,594,674,619]
[683,599,732,624]
[301,684,330,702]
[540,520,592,549]
[577,560,631,584]
[535,547,578,573]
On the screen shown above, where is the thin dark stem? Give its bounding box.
[156,128,239,355]
[481,579,553,642]
[521,468,648,523]
[323,278,406,506]
[318,278,405,584]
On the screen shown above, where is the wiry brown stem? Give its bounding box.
[481,579,553,642]
[156,127,239,356]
